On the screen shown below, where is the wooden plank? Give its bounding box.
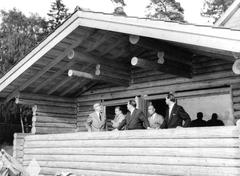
[131,56,191,78]
[23,155,240,167]
[32,60,76,93]
[23,147,240,159]
[24,138,239,148]
[48,64,92,95]
[35,167,162,176]
[81,70,234,96]
[34,116,77,124]
[78,75,238,102]
[17,92,75,103]
[23,161,240,176]
[68,49,129,71]
[86,32,112,52]
[47,76,72,95]
[34,112,76,118]
[35,122,76,128]
[16,98,75,108]
[24,126,238,141]
[34,127,76,134]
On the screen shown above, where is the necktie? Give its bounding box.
[99,113,102,121]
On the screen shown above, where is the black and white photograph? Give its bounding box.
[0,0,239,175]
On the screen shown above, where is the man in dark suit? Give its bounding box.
[161,93,191,129]
[117,100,151,130]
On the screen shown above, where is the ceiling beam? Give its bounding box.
[131,57,192,78]
[129,35,193,62]
[67,49,130,71]
[100,37,126,56]
[5,32,92,103]
[47,64,92,95]
[68,69,129,87]
[32,60,76,93]
[95,64,130,81]
[60,79,89,97]
[86,32,112,52]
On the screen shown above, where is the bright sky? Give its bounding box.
[0,0,213,25]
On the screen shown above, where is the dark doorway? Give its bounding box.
[105,104,128,130]
[149,99,168,118]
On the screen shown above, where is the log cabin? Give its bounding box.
[1,5,240,175]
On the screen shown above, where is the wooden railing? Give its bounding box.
[14,124,240,176]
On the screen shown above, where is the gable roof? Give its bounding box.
[0,10,240,101]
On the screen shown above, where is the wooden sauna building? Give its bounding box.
[2,4,240,175]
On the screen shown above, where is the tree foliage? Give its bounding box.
[111,0,127,16]
[0,8,48,75]
[201,0,234,22]
[47,0,70,31]
[146,0,184,22]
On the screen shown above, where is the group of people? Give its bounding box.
[85,92,224,132]
[190,112,224,127]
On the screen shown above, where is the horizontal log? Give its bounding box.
[35,122,76,128]
[233,103,240,110]
[22,161,240,176]
[68,69,95,79]
[34,105,76,115]
[23,147,240,159]
[24,126,238,141]
[233,96,240,103]
[34,116,77,124]
[95,64,130,81]
[34,127,76,134]
[14,133,29,138]
[34,112,76,118]
[77,105,92,112]
[78,75,238,102]
[80,70,234,97]
[16,92,75,103]
[23,155,240,167]
[15,98,75,108]
[96,64,129,77]
[68,49,129,71]
[35,167,163,176]
[145,87,230,100]
[129,35,192,63]
[131,57,191,78]
[24,138,238,148]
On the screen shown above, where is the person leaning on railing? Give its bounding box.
[161,93,191,129]
[111,106,125,129]
[116,100,151,130]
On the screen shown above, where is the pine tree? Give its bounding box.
[146,0,184,22]
[0,8,48,75]
[47,0,70,31]
[201,0,234,23]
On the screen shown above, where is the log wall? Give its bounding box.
[16,93,77,134]
[21,125,240,176]
[13,133,30,164]
[76,57,239,130]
